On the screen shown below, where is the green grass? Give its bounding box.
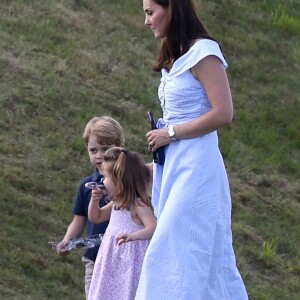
[0,0,299,299]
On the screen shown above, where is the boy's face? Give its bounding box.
[87,134,116,172]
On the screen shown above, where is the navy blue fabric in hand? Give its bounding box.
[147,111,165,165]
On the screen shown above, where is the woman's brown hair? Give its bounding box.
[152,0,216,71]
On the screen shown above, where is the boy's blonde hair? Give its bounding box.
[83,116,125,146]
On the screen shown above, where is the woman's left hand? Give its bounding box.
[146,128,170,151]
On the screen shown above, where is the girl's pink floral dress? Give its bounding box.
[88,205,151,300]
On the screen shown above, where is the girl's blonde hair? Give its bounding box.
[104,147,151,210]
[83,116,125,146]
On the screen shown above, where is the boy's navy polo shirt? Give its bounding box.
[73,169,109,262]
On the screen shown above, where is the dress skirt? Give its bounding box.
[135,132,248,299]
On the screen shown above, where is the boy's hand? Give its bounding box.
[56,240,70,256]
[116,233,133,245]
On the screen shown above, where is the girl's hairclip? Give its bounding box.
[121,149,128,155]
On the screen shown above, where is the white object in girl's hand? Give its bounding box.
[85,181,110,203]
[85,182,105,190]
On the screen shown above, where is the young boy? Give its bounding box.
[56,116,125,299]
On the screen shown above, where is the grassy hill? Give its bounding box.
[0,0,299,299]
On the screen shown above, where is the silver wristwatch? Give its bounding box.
[168,125,177,141]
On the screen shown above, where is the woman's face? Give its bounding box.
[143,0,170,39]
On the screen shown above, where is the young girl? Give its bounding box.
[87,147,157,300]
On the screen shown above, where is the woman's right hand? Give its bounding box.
[146,128,170,151]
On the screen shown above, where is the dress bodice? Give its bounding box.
[105,205,145,236]
[158,39,228,125]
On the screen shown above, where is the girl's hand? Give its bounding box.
[146,128,170,151]
[116,233,133,245]
[91,187,104,202]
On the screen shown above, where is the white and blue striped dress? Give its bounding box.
[135,39,248,300]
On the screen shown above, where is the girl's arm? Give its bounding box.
[145,162,153,182]
[88,189,113,223]
[147,55,233,150]
[116,204,157,245]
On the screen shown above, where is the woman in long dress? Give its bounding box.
[135,1,249,299]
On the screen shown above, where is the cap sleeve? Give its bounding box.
[169,39,228,79]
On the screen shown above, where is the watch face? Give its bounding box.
[168,126,175,138]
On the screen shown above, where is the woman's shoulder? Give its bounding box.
[192,38,218,47]
[189,38,224,60]
[169,39,228,76]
